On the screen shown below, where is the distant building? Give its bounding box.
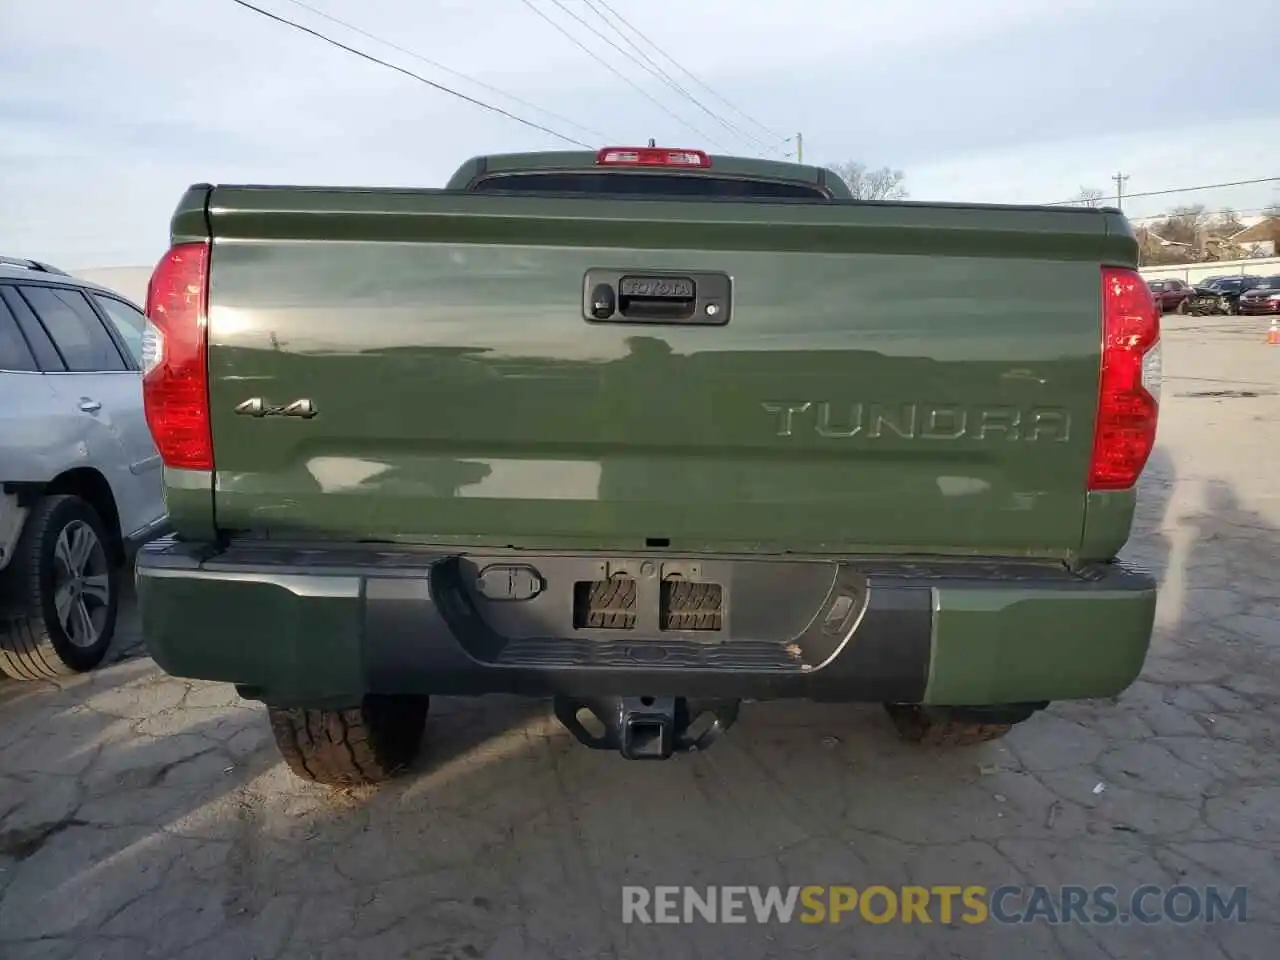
[1229,216,1278,258]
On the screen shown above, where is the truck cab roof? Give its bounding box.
[445,148,854,200]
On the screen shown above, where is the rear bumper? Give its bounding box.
[135,538,1157,709]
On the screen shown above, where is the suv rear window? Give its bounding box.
[0,296,37,371]
[17,285,127,372]
[470,171,829,200]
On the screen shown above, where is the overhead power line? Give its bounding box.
[570,0,766,153]
[586,0,789,146]
[226,0,593,148]
[517,0,720,148]
[1049,176,1280,207]
[277,0,608,142]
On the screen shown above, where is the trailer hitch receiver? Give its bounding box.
[553,696,740,759]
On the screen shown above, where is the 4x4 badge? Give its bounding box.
[234,398,318,419]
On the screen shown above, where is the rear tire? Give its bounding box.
[0,495,119,681]
[267,695,430,785]
[884,702,1041,746]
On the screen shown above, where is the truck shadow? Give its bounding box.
[0,659,554,954]
[1163,474,1279,670]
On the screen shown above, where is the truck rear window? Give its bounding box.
[469,171,829,200]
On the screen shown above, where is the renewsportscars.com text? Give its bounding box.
[622,885,1248,926]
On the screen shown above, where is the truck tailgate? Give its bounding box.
[203,188,1128,556]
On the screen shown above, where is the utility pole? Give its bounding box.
[1112,172,1129,210]
[785,133,803,163]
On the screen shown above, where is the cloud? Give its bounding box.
[1,0,1276,266]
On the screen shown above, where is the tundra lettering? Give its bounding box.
[772,402,1072,442]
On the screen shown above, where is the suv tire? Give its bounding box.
[0,495,120,681]
[883,702,1041,747]
[267,695,430,785]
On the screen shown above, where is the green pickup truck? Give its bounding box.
[135,146,1161,785]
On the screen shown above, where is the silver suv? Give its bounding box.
[0,256,168,680]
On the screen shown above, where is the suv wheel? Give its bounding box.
[267,695,430,786]
[883,702,1043,747]
[0,495,119,680]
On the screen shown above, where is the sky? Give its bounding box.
[1,0,1276,270]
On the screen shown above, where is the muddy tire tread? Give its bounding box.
[885,703,1016,746]
[268,696,428,786]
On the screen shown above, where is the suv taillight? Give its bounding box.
[1089,266,1161,491]
[142,241,213,470]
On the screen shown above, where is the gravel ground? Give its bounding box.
[1,314,1277,959]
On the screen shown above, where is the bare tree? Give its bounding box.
[1071,186,1106,208]
[1134,225,1190,267]
[1155,204,1210,253]
[829,161,908,201]
[1208,207,1245,237]
[1202,207,1248,260]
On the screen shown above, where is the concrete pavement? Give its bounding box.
[1,314,1277,959]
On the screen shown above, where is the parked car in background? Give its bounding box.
[1238,276,1280,315]
[0,256,168,680]
[1147,278,1193,313]
[1188,275,1265,315]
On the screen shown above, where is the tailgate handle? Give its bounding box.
[583,269,731,326]
[618,275,696,320]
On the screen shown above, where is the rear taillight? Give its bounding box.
[1089,266,1161,491]
[595,146,711,168]
[142,241,212,471]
